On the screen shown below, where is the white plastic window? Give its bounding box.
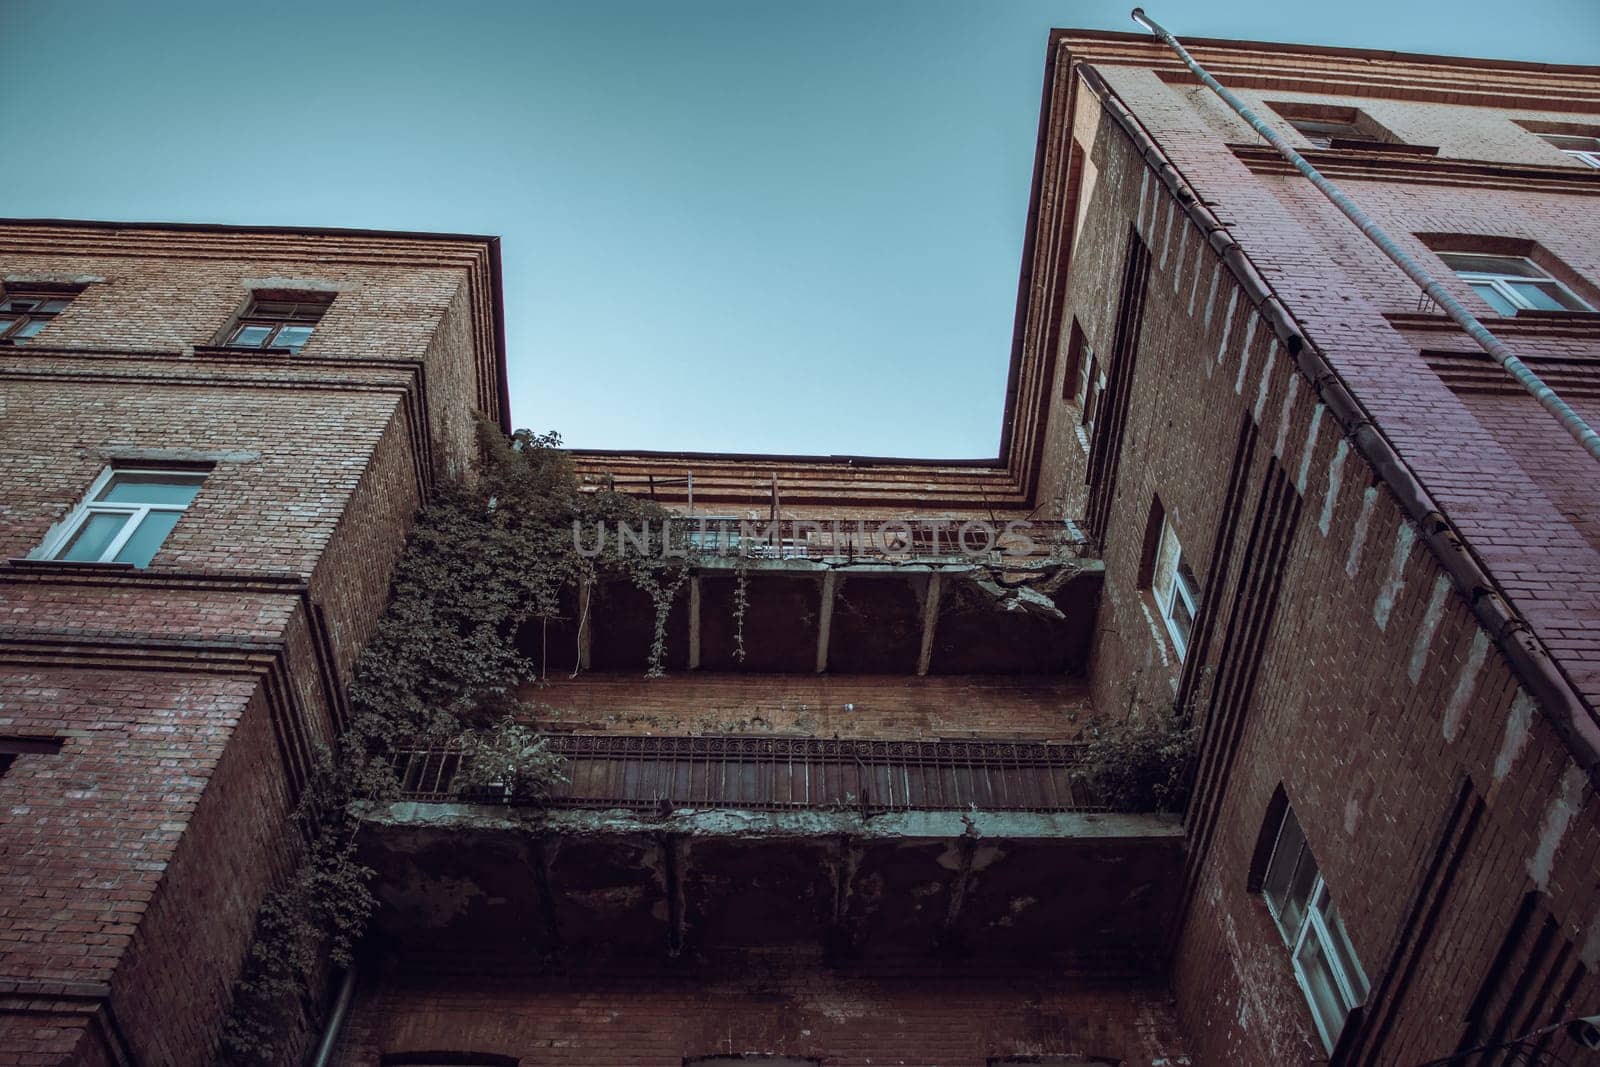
[1152,519,1201,659]
[1262,807,1370,1051]
[1438,253,1592,316]
[36,466,206,567]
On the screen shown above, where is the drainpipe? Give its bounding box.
[1130,7,1600,465]
[308,964,358,1067]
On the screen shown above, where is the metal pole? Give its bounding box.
[1130,7,1600,464]
[308,964,358,1067]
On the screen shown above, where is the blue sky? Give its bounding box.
[3,1,1596,457]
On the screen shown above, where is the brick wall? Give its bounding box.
[330,958,1187,1067]
[0,223,504,1065]
[525,673,1094,741]
[1027,52,1600,1064]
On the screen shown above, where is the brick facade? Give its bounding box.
[6,29,1600,1067]
[0,222,505,1065]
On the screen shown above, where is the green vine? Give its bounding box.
[731,562,750,663]
[1077,672,1205,814]
[218,420,682,1064]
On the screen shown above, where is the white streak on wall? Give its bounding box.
[1214,290,1238,367]
[1138,168,1150,233]
[1233,318,1258,394]
[1346,486,1378,578]
[1442,631,1490,743]
[1173,222,1188,293]
[1407,575,1452,685]
[1319,439,1348,537]
[1373,522,1416,631]
[1493,690,1536,784]
[1160,199,1175,270]
[1188,244,1205,316]
[1203,263,1221,328]
[1528,763,1587,891]
[1297,405,1325,494]
[1273,370,1298,459]
[1253,341,1273,421]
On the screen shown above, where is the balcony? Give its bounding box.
[527,517,1104,676]
[359,717,1181,970]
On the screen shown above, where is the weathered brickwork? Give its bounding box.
[332,961,1185,1067]
[7,36,1600,1067]
[1023,34,1600,1065]
[0,222,505,1065]
[525,673,1095,740]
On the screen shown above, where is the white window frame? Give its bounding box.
[1152,519,1200,660]
[1539,133,1600,168]
[1262,811,1370,1052]
[1439,254,1593,315]
[33,466,205,566]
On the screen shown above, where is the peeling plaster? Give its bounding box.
[1492,690,1536,784]
[1215,289,1239,365]
[1204,261,1221,327]
[1347,487,1379,578]
[1318,439,1348,538]
[1407,575,1452,685]
[1528,763,1587,890]
[1523,764,1587,889]
[1253,342,1273,421]
[1372,522,1415,631]
[1296,404,1324,494]
[1442,631,1490,743]
[1272,369,1297,458]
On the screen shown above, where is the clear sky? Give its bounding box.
[3,1,1596,457]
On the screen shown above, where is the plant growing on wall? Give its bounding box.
[455,716,568,799]
[219,420,686,1064]
[1077,674,1202,814]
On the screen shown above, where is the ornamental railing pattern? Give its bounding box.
[391,733,1103,814]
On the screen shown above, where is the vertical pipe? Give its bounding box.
[1130,7,1600,463]
[308,964,358,1067]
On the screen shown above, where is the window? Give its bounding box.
[36,466,207,567]
[1268,102,1397,150]
[1539,133,1600,168]
[0,736,64,781]
[1151,516,1201,659]
[1261,806,1369,1052]
[0,288,79,345]
[1080,352,1107,438]
[224,293,332,353]
[1438,253,1593,315]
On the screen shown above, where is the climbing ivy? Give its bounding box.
[219,420,688,1064]
[1077,672,1205,814]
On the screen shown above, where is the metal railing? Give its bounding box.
[392,733,1104,814]
[660,517,1090,564]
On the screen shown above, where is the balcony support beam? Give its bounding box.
[916,572,943,676]
[815,571,837,673]
[688,576,702,670]
[577,579,592,671]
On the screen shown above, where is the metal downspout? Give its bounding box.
[308,964,358,1067]
[1131,7,1600,464]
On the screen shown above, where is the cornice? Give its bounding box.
[1055,30,1600,112]
[1231,145,1600,195]
[0,219,510,431]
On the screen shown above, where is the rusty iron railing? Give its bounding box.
[574,516,1091,565]
[391,734,1104,814]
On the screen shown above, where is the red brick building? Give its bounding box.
[0,222,509,1064]
[5,24,1600,1067]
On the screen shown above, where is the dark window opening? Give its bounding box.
[1267,102,1401,151]
[0,286,82,345]
[224,292,333,353]
[1,736,65,780]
